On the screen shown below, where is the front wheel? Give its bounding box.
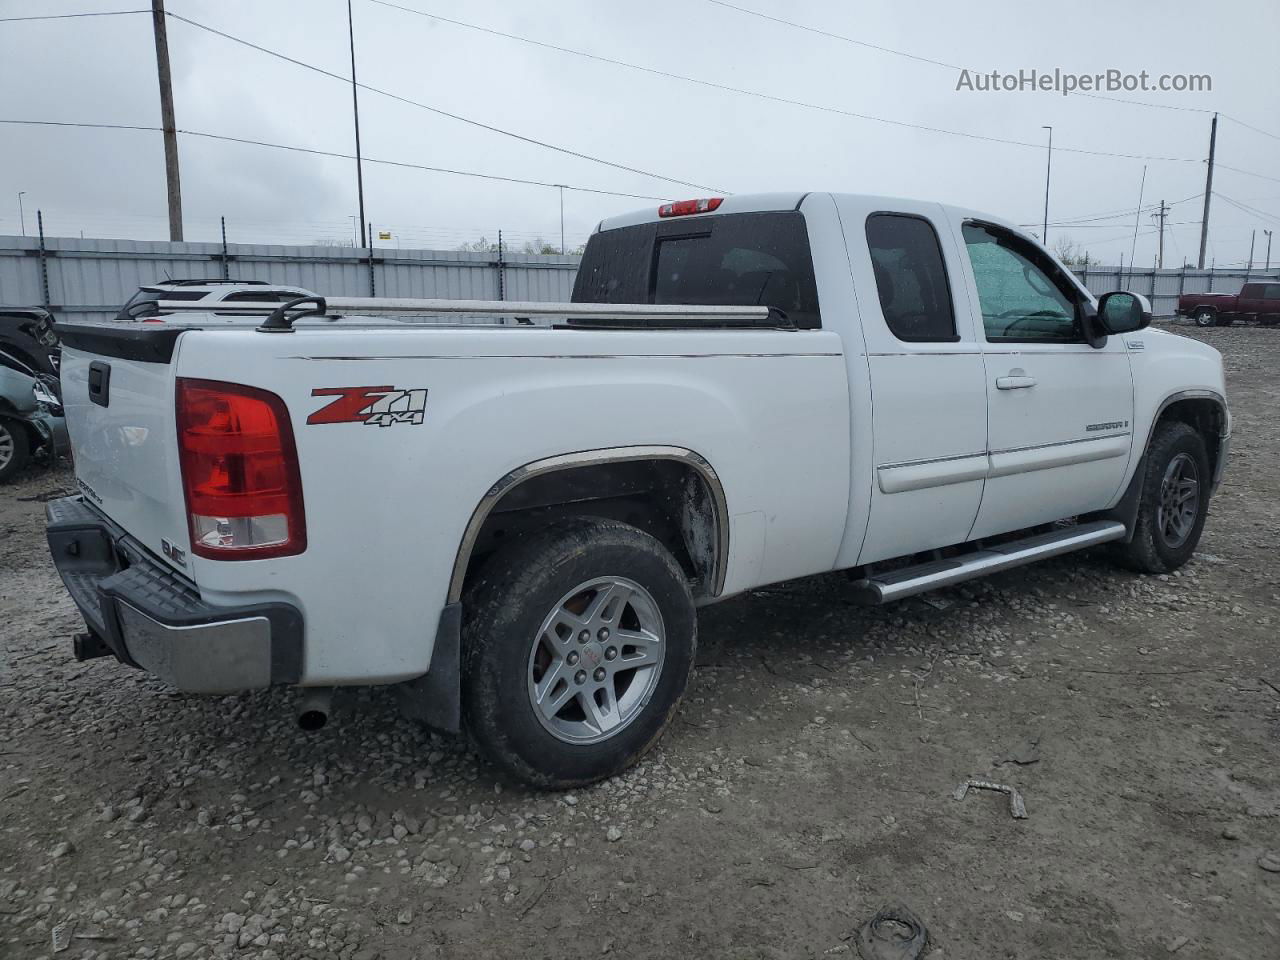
[462,517,696,788]
[1114,421,1211,574]
[0,418,31,483]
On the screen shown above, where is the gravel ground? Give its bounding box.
[2,322,1278,960]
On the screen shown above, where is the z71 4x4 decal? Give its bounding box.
[307,386,428,427]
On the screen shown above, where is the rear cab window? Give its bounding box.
[573,211,821,328]
[864,213,958,342]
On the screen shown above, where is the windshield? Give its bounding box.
[572,211,821,328]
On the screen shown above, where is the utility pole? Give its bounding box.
[347,0,367,249]
[1151,199,1169,269]
[1197,112,1217,269]
[151,0,183,241]
[1265,229,1273,271]
[17,192,26,237]
[1247,229,1255,273]
[1041,126,1053,244]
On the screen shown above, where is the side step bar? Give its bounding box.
[850,520,1127,606]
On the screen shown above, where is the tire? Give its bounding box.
[0,417,31,483]
[461,517,696,788]
[1260,314,1280,327]
[1193,308,1217,328]
[1114,421,1211,574]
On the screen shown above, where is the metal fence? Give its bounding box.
[3,232,1273,326]
[0,234,581,324]
[1073,267,1279,319]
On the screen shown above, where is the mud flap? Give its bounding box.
[396,603,462,733]
[1087,454,1146,543]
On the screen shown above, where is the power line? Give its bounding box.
[1022,192,1202,229]
[702,0,960,70]
[1221,114,1280,143]
[0,119,671,201]
[0,9,148,22]
[1216,193,1280,226]
[1073,92,1212,114]
[371,1,1200,164]
[162,11,726,194]
[1216,163,1280,185]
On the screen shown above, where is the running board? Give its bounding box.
[850,520,1127,606]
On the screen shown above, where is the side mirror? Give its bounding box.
[1097,291,1152,335]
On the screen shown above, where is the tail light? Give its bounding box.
[176,378,306,560]
[658,197,723,218]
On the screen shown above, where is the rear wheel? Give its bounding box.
[462,517,696,788]
[1193,308,1217,327]
[0,418,30,483]
[1114,421,1210,573]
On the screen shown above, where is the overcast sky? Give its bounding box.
[1,0,1277,265]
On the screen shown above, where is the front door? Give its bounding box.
[960,221,1135,540]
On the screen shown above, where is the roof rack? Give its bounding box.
[156,278,270,287]
[143,296,784,333]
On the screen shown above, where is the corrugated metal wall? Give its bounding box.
[1072,267,1279,319]
[4,234,1273,325]
[0,235,580,323]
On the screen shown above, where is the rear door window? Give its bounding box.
[864,213,957,342]
[573,211,821,328]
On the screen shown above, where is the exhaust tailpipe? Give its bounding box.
[297,688,333,731]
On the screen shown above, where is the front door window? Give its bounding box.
[962,223,1082,343]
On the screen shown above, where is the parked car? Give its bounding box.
[0,348,67,483]
[0,305,61,379]
[1177,281,1280,327]
[117,279,318,320]
[45,191,1228,787]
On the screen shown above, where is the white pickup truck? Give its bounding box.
[46,192,1229,787]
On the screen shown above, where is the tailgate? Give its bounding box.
[58,326,190,568]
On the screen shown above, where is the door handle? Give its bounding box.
[996,375,1037,390]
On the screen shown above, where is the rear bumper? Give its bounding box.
[45,496,303,693]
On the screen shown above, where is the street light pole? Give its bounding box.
[17,192,26,237]
[1041,125,1053,244]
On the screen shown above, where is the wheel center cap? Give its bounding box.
[581,642,604,670]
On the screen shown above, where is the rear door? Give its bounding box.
[834,197,989,564]
[958,221,1134,540]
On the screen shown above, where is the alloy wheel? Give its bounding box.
[1157,452,1200,548]
[0,423,14,471]
[526,576,666,745]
